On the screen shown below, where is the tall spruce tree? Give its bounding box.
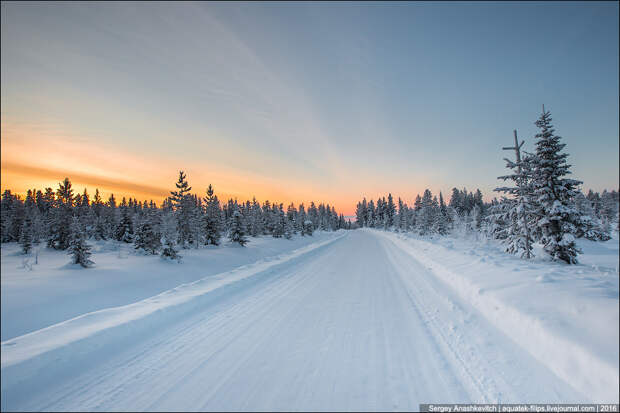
[529,107,582,264]
[203,184,222,245]
[170,171,194,248]
[48,178,74,250]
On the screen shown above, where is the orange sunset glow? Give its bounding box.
[1,117,366,214]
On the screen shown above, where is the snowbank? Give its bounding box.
[374,229,619,402]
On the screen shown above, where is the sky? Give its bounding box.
[1,1,618,215]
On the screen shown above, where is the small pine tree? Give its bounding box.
[302,219,314,236]
[161,237,180,261]
[68,217,94,268]
[229,210,248,246]
[134,220,161,254]
[160,212,181,261]
[495,150,535,259]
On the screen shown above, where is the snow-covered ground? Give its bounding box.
[1,229,618,411]
[0,232,341,341]
[374,229,619,403]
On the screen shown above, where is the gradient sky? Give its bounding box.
[1,1,618,215]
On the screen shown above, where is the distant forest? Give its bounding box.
[1,171,350,267]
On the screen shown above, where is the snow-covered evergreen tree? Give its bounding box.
[19,212,33,254]
[47,178,74,250]
[574,192,610,241]
[203,184,222,245]
[68,216,93,268]
[367,200,375,228]
[485,198,512,240]
[229,209,248,246]
[134,219,161,255]
[249,197,263,237]
[434,192,449,235]
[297,204,307,234]
[302,219,314,236]
[284,215,293,239]
[272,204,285,238]
[286,203,297,234]
[418,189,436,236]
[160,212,181,261]
[529,107,583,264]
[386,193,396,228]
[495,150,536,259]
[170,171,194,248]
[115,205,133,243]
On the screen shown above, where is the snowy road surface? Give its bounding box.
[0,230,602,410]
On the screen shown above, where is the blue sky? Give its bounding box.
[1,2,618,213]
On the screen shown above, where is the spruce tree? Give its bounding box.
[385,193,395,228]
[495,150,535,258]
[47,178,74,250]
[203,184,222,245]
[530,107,583,264]
[170,171,194,248]
[302,219,314,236]
[19,213,33,254]
[68,217,94,268]
[485,198,512,241]
[134,219,161,254]
[434,192,449,236]
[160,212,181,261]
[116,206,133,243]
[229,209,248,246]
[272,204,285,238]
[284,212,294,239]
[418,189,436,236]
[574,192,610,241]
[249,197,263,237]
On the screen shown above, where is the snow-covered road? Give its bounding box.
[1,230,594,410]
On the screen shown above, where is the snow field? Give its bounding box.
[1,233,346,368]
[0,231,343,340]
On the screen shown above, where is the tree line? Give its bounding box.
[0,171,350,267]
[355,107,619,264]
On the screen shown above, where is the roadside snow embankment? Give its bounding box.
[1,233,345,369]
[374,229,619,402]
